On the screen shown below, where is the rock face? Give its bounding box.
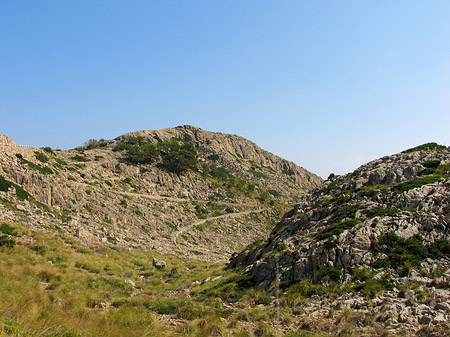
[0,127,321,262]
[230,145,450,285]
[116,125,322,196]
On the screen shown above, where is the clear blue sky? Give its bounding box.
[1,1,449,178]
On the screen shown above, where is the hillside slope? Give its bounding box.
[0,126,321,261]
[230,143,450,335]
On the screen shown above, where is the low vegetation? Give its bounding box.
[373,232,450,273]
[115,136,197,174]
[16,153,54,175]
[401,142,447,153]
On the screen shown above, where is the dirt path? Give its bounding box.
[171,208,268,247]
[119,191,257,208]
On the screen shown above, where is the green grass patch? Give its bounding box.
[248,169,268,179]
[315,219,361,241]
[16,154,53,175]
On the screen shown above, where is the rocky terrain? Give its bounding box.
[0,126,321,261]
[230,142,450,336]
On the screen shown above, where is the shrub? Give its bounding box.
[42,146,55,154]
[352,267,376,281]
[0,234,15,248]
[325,180,340,193]
[0,223,16,236]
[423,160,441,168]
[248,169,268,179]
[0,175,32,200]
[16,154,54,174]
[392,175,445,194]
[315,219,361,241]
[69,155,90,162]
[335,204,361,220]
[268,189,281,197]
[285,279,327,298]
[356,278,393,297]
[315,267,341,283]
[159,139,197,174]
[402,142,447,153]
[373,233,450,270]
[34,151,49,163]
[362,207,399,218]
[120,136,159,164]
[207,154,220,161]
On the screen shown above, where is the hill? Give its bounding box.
[230,142,450,336]
[0,126,321,261]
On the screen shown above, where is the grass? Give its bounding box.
[0,175,51,212]
[0,222,235,336]
[15,153,54,175]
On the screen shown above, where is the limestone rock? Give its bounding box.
[152,258,167,270]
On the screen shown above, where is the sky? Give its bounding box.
[1,1,450,178]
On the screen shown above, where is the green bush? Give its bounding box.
[69,155,90,162]
[402,142,447,153]
[159,139,197,174]
[268,189,281,197]
[0,175,32,200]
[34,151,49,163]
[284,279,327,298]
[207,154,220,161]
[120,136,159,164]
[423,160,441,168]
[248,169,268,179]
[0,234,15,248]
[325,180,340,193]
[42,146,55,155]
[0,223,16,236]
[335,204,361,220]
[315,219,361,241]
[315,267,341,282]
[392,175,445,194]
[356,278,394,297]
[16,154,53,174]
[373,233,450,271]
[362,207,399,218]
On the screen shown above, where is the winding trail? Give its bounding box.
[171,208,268,247]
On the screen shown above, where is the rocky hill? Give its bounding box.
[230,143,450,335]
[0,126,321,261]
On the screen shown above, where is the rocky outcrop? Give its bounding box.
[230,145,450,285]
